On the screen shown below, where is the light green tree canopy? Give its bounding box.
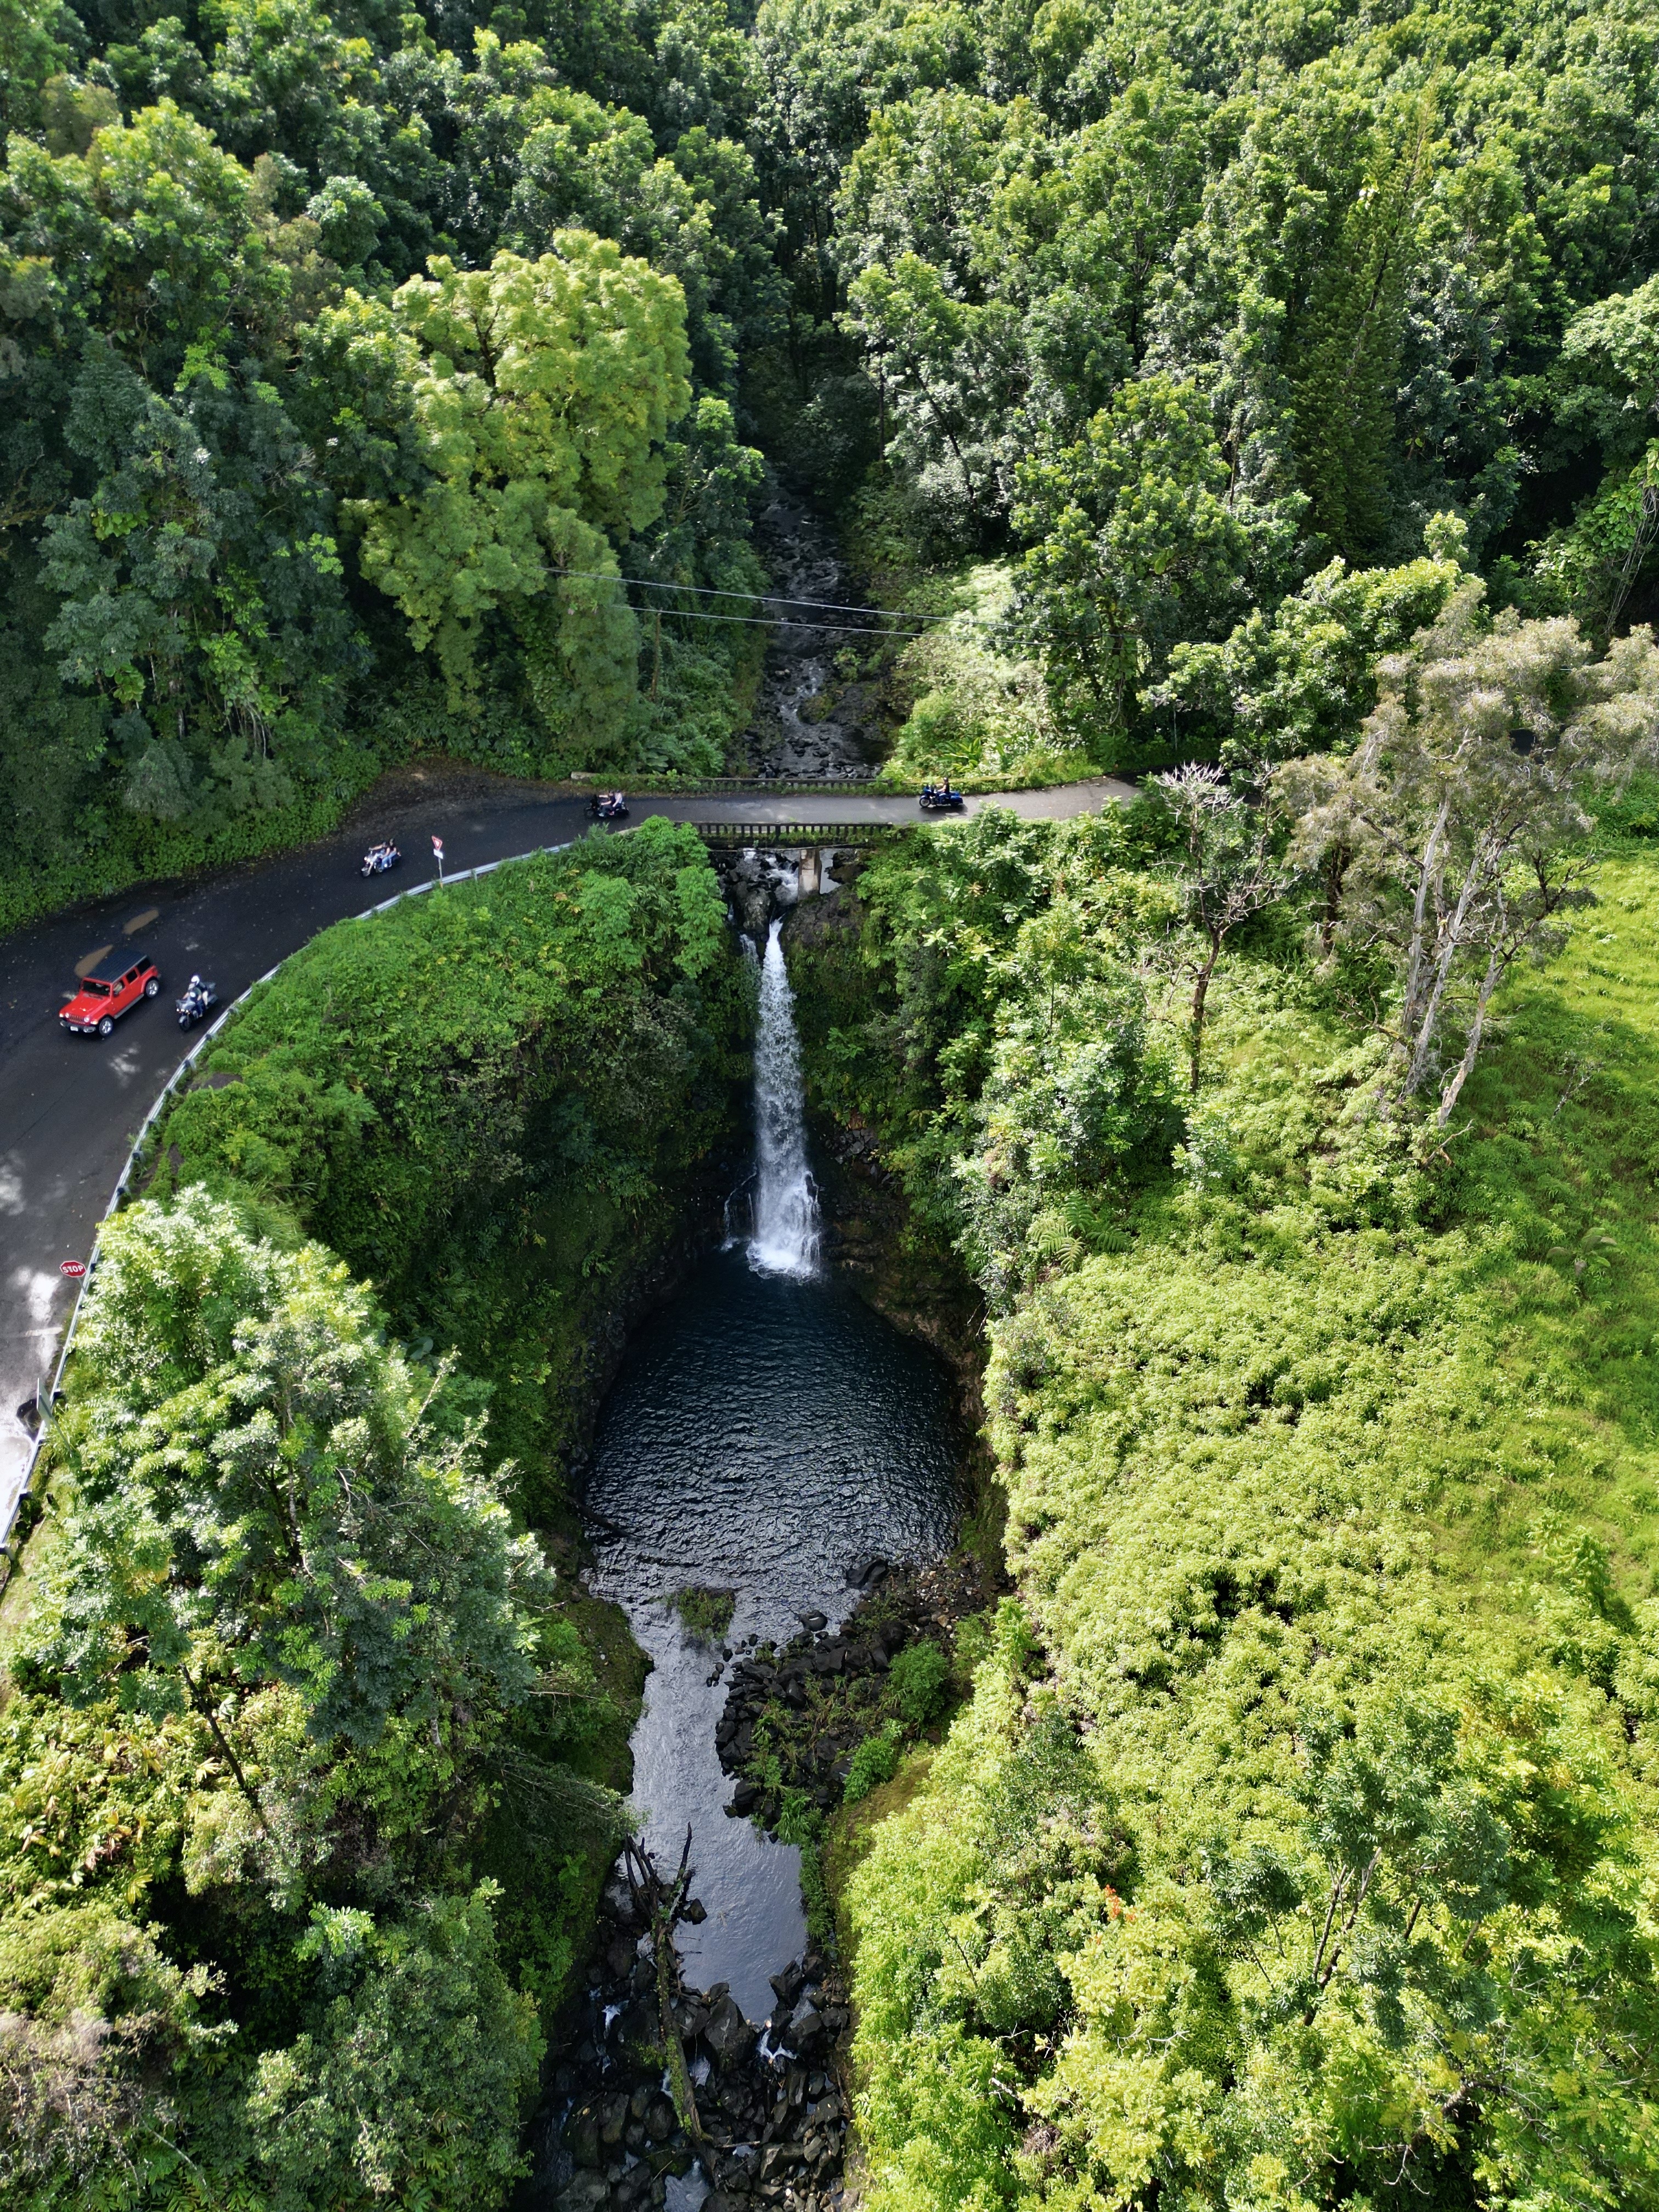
[38,1191,551,1853]
[1,99,269,379]
[244,1886,541,2212]
[2,1185,589,2205]
[340,234,691,743]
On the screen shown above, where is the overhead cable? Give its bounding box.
[546,566,982,623]
[611,605,939,634]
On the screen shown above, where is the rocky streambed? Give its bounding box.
[716,1555,997,1823]
[747,495,885,780]
[528,1895,855,2212]
[524,1555,997,2212]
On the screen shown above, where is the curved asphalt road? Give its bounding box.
[0,769,1135,1523]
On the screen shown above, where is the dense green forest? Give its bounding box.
[5,0,1659,923]
[9,0,1659,2202]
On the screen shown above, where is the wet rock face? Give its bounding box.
[716,848,800,936]
[518,1899,856,2212]
[704,1995,754,2064]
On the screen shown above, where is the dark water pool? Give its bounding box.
[582,1245,962,2018]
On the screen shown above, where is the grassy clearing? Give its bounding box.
[1444,852,1659,1596]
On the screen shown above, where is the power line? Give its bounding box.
[622,604,939,635]
[549,565,979,624]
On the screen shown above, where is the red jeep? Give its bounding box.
[60,954,161,1037]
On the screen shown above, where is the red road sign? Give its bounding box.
[60,1259,87,1278]
[432,836,444,857]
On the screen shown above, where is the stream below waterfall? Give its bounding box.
[582,1250,959,2013]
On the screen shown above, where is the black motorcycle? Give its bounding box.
[918,782,966,812]
[176,979,218,1030]
[361,840,402,877]
[589,792,630,822]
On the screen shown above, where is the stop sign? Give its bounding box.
[59,1259,87,1279]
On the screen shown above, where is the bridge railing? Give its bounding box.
[692,820,911,844]
[608,776,889,797]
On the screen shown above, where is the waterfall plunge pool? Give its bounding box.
[580,914,963,2019]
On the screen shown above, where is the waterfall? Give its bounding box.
[748,920,820,1278]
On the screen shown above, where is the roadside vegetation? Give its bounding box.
[0,823,747,2209]
[146,816,748,1491]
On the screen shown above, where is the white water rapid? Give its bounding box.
[748,919,821,1277]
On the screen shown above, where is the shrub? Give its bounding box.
[669,1588,736,1642]
[844,1722,904,1804]
[886,1640,950,1729]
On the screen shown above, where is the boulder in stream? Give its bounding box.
[705,1993,755,2064]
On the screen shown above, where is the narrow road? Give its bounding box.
[0,768,1135,1522]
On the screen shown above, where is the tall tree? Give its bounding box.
[1278,584,1659,1123]
[1012,375,1246,746]
[1289,102,1435,558]
[1153,762,1296,1091]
